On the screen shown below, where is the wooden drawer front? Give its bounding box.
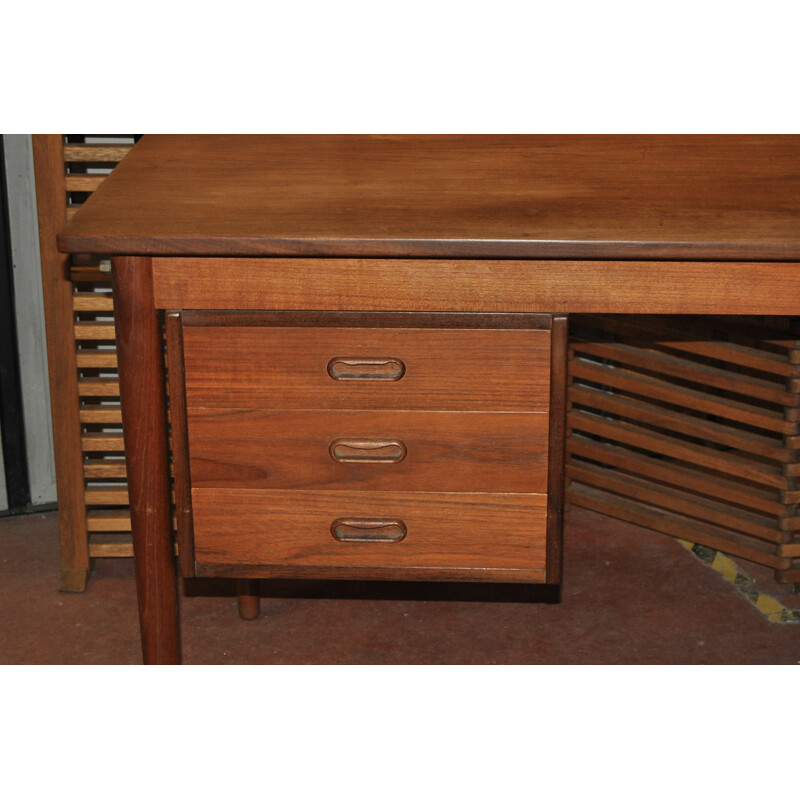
[187,409,549,493]
[182,326,551,411]
[192,489,547,579]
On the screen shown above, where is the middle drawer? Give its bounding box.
[187,408,549,493]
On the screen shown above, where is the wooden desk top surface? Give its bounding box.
[58,134,800,261]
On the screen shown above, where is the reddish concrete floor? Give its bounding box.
[0,507,798,664]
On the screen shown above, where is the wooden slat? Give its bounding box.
[86,509,131,531]
[571,340,796,407]
[89,540,179,558]
[70,265,110,282]
[73,292,114,311]
[78,378,120,397]
[88,542,134,557]
[74,321,116,340]
[79,403,122,423]
[63,144,133,162]
[663,341,797,377]
[568,409,789,489]
[87,510,176,533]
[568,356,793,434]
[567,460,783,543]
[704,316,800,352]
[83,458,174,479]
[84,485,129,505]
[778,543,800,557]
[569,384,787,462]
[567,436,784,517]
[567,482,791,569]
[83,485,179,507]
[574,315,799,376]
[83,459,127,478]
[75,350,118,369]
[81,433,125,452]
[65,174,107,192]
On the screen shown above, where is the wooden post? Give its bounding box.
[112,256,179,664]
[32,134,90,591]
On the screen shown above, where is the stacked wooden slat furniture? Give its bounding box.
[567,314,800,585]
[33,135,137,592]
[33,134,259,616]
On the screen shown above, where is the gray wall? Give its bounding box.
[3,134,57,508]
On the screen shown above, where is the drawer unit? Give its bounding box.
[181,315,552,411]
[192,490,549,580]
[166,311,567,584]
[187,409,550,493]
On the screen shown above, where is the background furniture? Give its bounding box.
[33,135,136,592]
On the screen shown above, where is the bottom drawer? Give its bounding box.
[192,489,548,582]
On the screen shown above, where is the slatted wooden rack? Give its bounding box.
[34,135,139,590]
[567,314,800,585]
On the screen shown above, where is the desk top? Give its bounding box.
[58,134,800,261]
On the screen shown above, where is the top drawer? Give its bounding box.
[181,314,553,412]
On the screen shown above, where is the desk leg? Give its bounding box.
[112,256,180,664]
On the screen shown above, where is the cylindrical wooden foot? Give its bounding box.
[236,579,261,620]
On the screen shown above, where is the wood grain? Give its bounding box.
[153,257,800,315]
[186,409,549,493]
[165,312,195,578]
[182,325,551,411]
[112,256,179,664]
[568,482,791,570]
[191,489,548,579]
[57,135,800,261]
[31,134,90,592]
[545,316,567,583]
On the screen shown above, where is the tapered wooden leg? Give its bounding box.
[236,580,261,620]
[112,256,180,664]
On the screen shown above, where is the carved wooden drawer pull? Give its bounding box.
[329,438,407,464]
[327,357,406,381]
[330,518,408,543]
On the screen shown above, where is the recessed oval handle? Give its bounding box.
[329,438,407,464]
[331,518,408,543]
[327,357,406,381]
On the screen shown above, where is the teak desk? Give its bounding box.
[58,135,800,664]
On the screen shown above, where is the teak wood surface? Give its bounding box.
[58,135,800,261]
[182,325,552,410]
[191,489,548,581]
[57,136,800,664]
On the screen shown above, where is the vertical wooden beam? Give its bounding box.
[112,256,179,664]
[32,134,89,592]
